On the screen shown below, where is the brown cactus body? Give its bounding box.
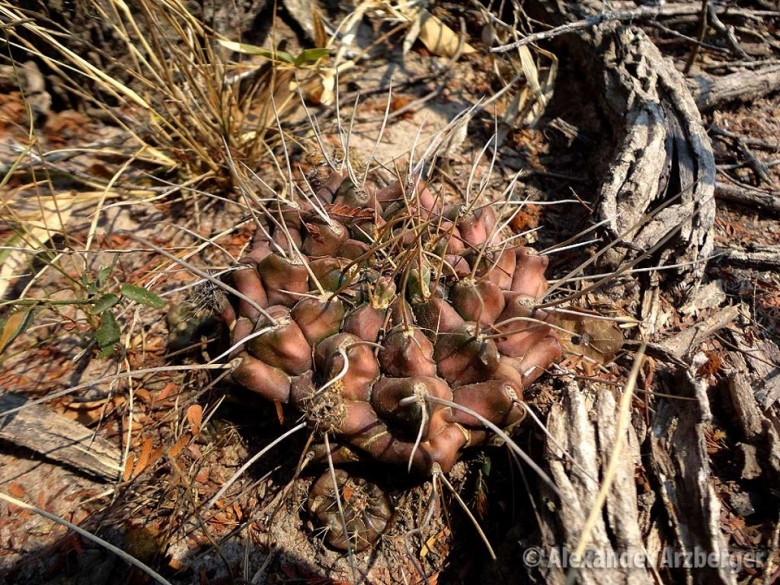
[232,351,291,403]
[256,253,309,307]
[291,297,346,345]
[379,326,437,378]
[223,157,563,478]
[307,469,394,552]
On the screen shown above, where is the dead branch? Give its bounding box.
[662,305,741,359]
[490,5,661,53]
[715,181,780,212]
[0,393,122,481]
[689,65,780,111]
[492,1,780,53]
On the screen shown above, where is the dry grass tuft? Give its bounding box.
[0,0,305,190]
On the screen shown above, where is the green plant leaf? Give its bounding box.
[294,48,329,66]
[95,311,120,350]
[216,39,296,64]
[0,308,36,356]
[92,293,120,315]
[97,265,113,288]
[98,345,116,358]
[121,284,166,309]
[481,455,492,477]
[80,273,98,295]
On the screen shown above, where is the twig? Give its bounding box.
[711,125,780,151]
[736,141,773,184]
[706,2,752,61]
[599,1,780,20]
[702,57,780,70]
[683,0,709,75]
[491,6,662,53]
[718,160,780,171]
[711,127,773,184]
[652,21,729,57]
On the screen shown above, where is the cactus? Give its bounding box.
[220,150,563,476]
[307,469,394,552]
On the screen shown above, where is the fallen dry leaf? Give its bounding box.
[186,404,203,436]
[546,308,624,364]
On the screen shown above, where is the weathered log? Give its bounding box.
[530,1,716,303]
[586,25,716,299]
[538,383,651,585]
[501,4,742,585]
[715,182,780,213]
[713,245,780,270]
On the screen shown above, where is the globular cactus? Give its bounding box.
[307,469,394,552]
[220,149,563,475]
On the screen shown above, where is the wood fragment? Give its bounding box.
[535,382,652,585]
[714,181,780,212]
[689,65,780,111]
[572,23,716,294]
[0,393,122,482]
[649,376,735,585]
[727,332,780,413]
[727,354,765,441]
[523,3,717,299]
[736,443,762,480]
[662,305,740,359]
[762,374,780,410]
[679,280,727,317]
[713,245,780,270]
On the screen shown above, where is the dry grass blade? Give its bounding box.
[0,363,235,417]
[434,469,496,560]
[203,422,307,514]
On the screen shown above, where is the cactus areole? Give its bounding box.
[221,162,563,476]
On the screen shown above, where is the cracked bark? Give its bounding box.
[507,3,734,584]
